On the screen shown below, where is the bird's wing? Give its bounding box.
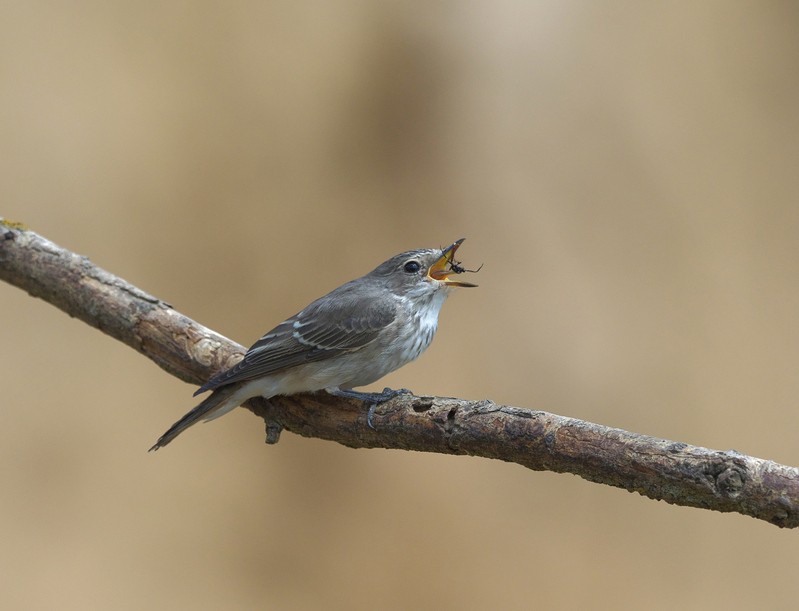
[195,285,396,394]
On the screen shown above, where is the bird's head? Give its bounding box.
[369,238,479,298]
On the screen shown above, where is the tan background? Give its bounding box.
[2,2,799,610]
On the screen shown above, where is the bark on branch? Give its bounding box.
[2,219,798,528]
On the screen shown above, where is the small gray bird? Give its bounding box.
[149,239,477,450]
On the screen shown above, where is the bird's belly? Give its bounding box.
[341,322,437,388]
[242,300,441,397]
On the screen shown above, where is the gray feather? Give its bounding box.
[149,383,241,451]
[194,282,397,395]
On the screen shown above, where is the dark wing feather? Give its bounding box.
[195,283,396,394]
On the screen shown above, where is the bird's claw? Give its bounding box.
[366,403,377,429]
[328,387,413,429]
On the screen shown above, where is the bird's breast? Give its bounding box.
[336,290,449,388]
[380,290,447,368]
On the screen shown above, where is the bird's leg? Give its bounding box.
[327,387,412,429]
[330,387,413,403]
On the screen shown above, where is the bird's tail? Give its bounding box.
[149,383,243,451]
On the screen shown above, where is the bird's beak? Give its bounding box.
[427,238,478,288]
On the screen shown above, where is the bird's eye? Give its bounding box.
[403,260,421,273]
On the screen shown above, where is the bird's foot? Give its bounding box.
[327,387,412,429]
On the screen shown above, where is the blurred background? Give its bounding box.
[2,2,799,609]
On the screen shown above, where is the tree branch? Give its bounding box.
[2,219,798,528]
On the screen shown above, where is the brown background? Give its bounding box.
[2,3,799,610]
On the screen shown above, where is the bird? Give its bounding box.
[149,238,478,450]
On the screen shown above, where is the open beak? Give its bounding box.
[427,238,478,288]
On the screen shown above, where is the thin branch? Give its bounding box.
[2,219,798,528]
